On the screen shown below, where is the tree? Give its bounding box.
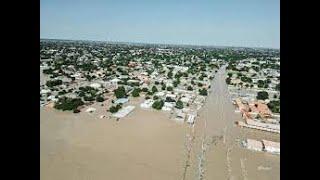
[199,88,208,96]
[152,86,158,93]
[96,95,105,102]
[109,104,122,113]
[153,95,159,100]
[226,77,231,85]
[132,88,140,97]
[54,97,84,111]
[187,86,193,91]
[142,87,149,92]
[175,100,184,109]
[152,100,164,110]
[257,91,269,100]
[267,100,280,113]
[275,83,280,91]
[114,86,126,98]
[165,96,175,102]
[167,71,173,78]
[46,80,62,87]
[167,86,173,91]
[173,80,179,87]
[161,84,166,90]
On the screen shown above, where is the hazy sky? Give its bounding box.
[41,0,280,48]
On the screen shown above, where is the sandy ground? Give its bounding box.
[40,66,279,180]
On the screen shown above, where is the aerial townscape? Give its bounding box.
[40,39,280,180]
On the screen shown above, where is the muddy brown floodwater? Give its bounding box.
[183,65,280,180]
[40,66,279,180]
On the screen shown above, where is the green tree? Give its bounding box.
[54,97,84,111]
[187,86,193,91]
[109,104,122,113]
[175,100,184,109]
[199,88,208,96]
[257,91,269,100]
[267,100,280,113]
[114,86,126,98]
[152,86,158,93]
[152,100,164,110]
[161,84,166,90]
[46,80,63,87]
[167,86,173,91]
[142,87,149,92]
[132,88,141,97]
[96,95,105,102]
[226,77,231,85]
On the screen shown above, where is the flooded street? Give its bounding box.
[183,65,280,180]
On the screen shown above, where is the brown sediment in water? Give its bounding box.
[183,66,280,180]
[41,96,189,180]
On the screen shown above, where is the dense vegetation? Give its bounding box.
[54,97,84,111]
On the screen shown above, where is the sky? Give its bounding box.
[40,0,280,48]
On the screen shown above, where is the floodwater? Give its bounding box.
[40,66,279,180]
[41,97,189,180]
[183,65,280,180]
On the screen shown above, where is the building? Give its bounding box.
[113,105,135,118]
[245,139,263,152]
[187,114,196,124]
[262,140,280,154]
[114,98,129,105]
[140,99,154,109]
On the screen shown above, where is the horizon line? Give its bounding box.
[40,37,280,50]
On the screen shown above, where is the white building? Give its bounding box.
[140,99,154,109]
[245,139,263,152]
[262,140,280,154]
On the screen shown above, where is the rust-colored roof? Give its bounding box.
[249,101,272,119]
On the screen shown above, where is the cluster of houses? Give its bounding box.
[233,98,280,134]
[226,58,280,94]
[40,40,219,124]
